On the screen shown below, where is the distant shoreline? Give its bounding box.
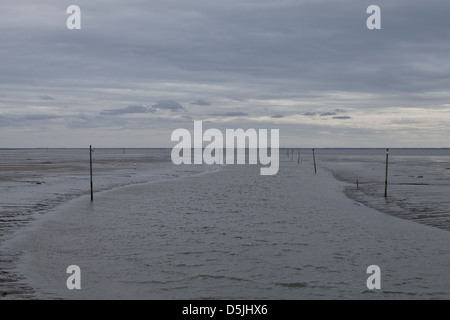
[1,147,449,150]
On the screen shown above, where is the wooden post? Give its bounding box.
[356,179,359,189]
[90,145,93,202]
[384,148,389,198]
[312,149,317,174]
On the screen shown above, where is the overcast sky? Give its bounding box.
[1,0,449,147]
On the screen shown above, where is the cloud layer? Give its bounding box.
[1,0,449,147]
[101,105,153,115]
[152,100,186,112]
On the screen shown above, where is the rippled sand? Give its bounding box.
[319,149,450,231]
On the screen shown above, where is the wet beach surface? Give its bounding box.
[1,149,449,299]
[0,148,212,298]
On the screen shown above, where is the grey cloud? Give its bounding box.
[191,99,211,106]
[68,118,124,129]
[333,116,352,120]
[20,114,60,121]
[320,112,337,117]
[152,100,185,112]
[1,0,450,147]
[67,114,151,129]
[0,116,9,127]
[390,118,422,125]
[209,112,249,117]
[271,114,285,118]
[39,95,55,100]
[101,105,154,115]
[2,0,450,98]
[0,113,60,127]
[67,118,97,129]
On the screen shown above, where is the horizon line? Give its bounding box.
[0,147,449,150]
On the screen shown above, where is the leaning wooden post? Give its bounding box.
[90,145,93,202]
[312,148,317,174]
[384,148,389,198]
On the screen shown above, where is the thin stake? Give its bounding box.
[312,148,317,174]
[90,145,93,202]
[384,148,389,198]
